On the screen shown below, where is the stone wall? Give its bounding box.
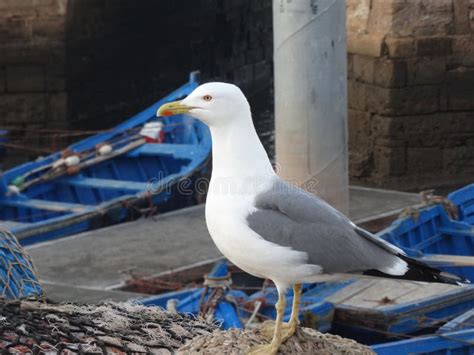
[0,0,273,168]
[0,0,68,167]
[347,0,474,190]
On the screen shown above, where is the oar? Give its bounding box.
[9,127,143,190]
[416,254,474,267]
[16,138,146,192]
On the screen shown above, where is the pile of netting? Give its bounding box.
[0,228,43,299]
[0,299,218,353]
[178,324,375,355]
[0,299,375,354]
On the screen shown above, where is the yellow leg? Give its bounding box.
[283,283,301,341]
[248,291,286,355]
[259,284,302,341]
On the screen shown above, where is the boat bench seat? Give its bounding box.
[58,176,149,192]
[130,143,196,159]
[0,220,32,230]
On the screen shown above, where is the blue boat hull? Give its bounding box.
[372,328,474,355]
[378,188,474,282]
[0,72,211,245]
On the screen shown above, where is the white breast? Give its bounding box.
[205,182,320,290]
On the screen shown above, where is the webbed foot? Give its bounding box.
[259,320,298,342]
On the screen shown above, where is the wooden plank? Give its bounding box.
[329,279,460,310]
[393,283,458,305]
[331,279,471,335]
[339,279,420,309]
[327,279,378,305]
[419,254,474,267]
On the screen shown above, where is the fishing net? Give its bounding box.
[0,228,43,299]
[178,324,375,355]
[0,298,374,354]
[0,299,218,353]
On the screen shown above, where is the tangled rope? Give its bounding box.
[0,228,43,299]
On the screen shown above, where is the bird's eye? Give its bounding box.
[203,95,213,101]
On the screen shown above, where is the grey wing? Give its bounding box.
[247,179,404,274]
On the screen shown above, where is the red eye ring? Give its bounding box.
[203,95,213,101]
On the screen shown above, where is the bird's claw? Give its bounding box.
[247,342,280,355]
[259,320,298,342]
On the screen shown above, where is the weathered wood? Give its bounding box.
[327,279,378,305]
[328,279,460,310]
[394,283,455,304]
[418,254,474,267]
[340,279,420,309]
[327,278,474,336]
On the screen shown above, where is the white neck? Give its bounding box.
[209,117,274,178]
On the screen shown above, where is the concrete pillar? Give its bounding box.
[273,0,349,214]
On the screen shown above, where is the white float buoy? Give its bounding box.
[98,144,113,156]
[7,185,20,195]
[64,155,80,167]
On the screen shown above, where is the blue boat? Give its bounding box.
[330,279,474,344]
[140,261,347,332]
[138,183,474,352]
[0,72,211,245]
[142,262,247,329]
[372,328,474,354]
[141,261,474,343]
[448,183,474,225]
[325,184,474,343]
[378,185,474,283]
[438,309,474,334]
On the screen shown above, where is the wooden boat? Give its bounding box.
[378,184,474,282]
[326,184,474,343]
[327,278,474,344]
[448,183,474,225]
[139,265,474,348]
[372,328,474,354]
[135,185,474,354]
[140,261,474,342]
[0,72,211,245]
[140,261,347,332]
[438,309,474,333]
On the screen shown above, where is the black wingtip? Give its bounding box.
[401,254,469,285]
[364,254,469,285]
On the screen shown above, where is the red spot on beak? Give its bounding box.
[162,110,173,117]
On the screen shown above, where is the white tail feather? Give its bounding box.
[379,259,408,276]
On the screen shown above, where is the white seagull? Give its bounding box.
[157,83,465,354]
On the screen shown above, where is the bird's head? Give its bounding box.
[157,82,250,127]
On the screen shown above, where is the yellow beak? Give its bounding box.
[156,100,192,117]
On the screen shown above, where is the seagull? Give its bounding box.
[157,83,465,354]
